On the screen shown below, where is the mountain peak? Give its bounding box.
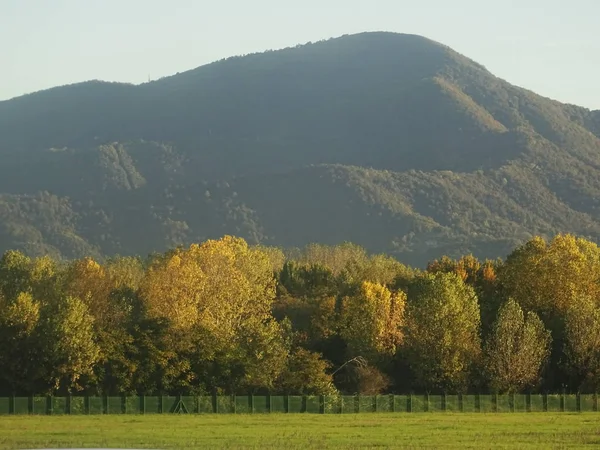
[0,34,599,264]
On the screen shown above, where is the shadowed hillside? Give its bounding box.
[1,32,599,265]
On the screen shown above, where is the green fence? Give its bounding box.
[0,394,598,415]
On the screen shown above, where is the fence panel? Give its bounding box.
[564,394,578,412]
[231,396,247,414]
[14,397,29,414]
[251,395,269,413]
[513,394,527,412]
[271,395,286,413]
[428,395,443,412]
[393,395,408,413]
[196,396,213,414]
[375,395,393,413]
[52,396,67,415]
[581,395,595,412]
[479,395,493,413]
[356,395,374,413]
[323,396,339,414]
[0,398,9,415]
[496,395,511,413]
[174,396,195,414]
[340,395,355,413]
[462,395,477,412]
[71,397,86,414]
[445,395,460,412]
[32,397,46,415]
[3,394,600,414]
[305,396,320,413]
[530,394,544,412]
[125,396,141,414]
[215,396,233,414]
[410,395,426,413]
[143,396,160,414]
[287,396,303,413]
[547,394,561,412]
[107,396,122,414]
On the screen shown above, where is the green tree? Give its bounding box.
[403,272,481,392]
[564,295,600,392]
[484,299,551,393]
[41,295,100,393]
[0,292,44,394]
[276,348,337,395]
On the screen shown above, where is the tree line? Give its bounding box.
[0,234,599,396]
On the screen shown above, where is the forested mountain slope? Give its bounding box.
[1,32,599,265]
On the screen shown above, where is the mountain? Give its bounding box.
[1,32,600,266]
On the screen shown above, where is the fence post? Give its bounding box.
[577,393,581,412]
[46,395,53,415]
[543,393,548,412]
[560,391,565,412]
[373,395,377,412]
[84,395,90,415]
[28,395,33,415]
[66,395,72,415]
[407,394,412,413]
[442,393,446,412]
[492,393,498,413]
[284,395,289,413]
[526,393,531,412]
[140,395,145,415]
[301,395,307,413]
[103,395,109,414]
[458,394,464,412]
[355,395,360,413]
[389,394,395,413]
[248,394,254,414]
[9,396,15,415]
[212,393,218,414]
[510,393,515,413]
[319,395,325,414]
[425,394,430,412]
[121,395,127,414]
[232,395,236,414]
[594,393,598,412]
[475,394,481,413]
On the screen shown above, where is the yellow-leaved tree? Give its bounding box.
[340,281,405,363]
[500,234,600,317]
[140,236,275,333]
[140,236,287,392]
[64,258,116,327]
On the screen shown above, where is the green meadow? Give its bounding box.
[1,413,599,449]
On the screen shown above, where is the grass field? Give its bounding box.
[0,413,598,449]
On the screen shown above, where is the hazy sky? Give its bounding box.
[2,0,599,108]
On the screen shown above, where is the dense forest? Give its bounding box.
[1,33,600,266]
[1,233,599,397]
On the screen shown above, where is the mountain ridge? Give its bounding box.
[1,32,599,265]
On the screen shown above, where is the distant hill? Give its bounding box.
[1,32,600,266]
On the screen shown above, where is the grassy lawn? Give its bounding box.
[0,413,599,449]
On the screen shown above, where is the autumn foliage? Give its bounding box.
[0,234,598,395]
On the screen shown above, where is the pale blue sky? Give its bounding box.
[1,0,599,108]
